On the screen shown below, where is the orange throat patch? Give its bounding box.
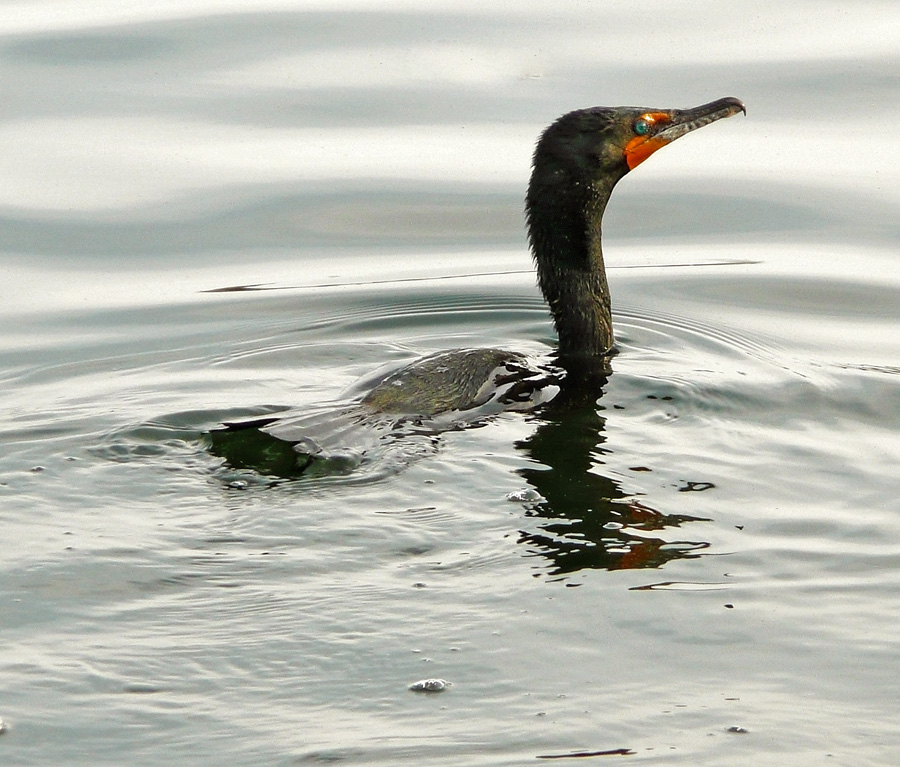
[623,112,672,170]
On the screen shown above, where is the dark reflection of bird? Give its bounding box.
[209,98,744,478]
[514,398,714,576]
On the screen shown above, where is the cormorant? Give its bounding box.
[209,98,744,475]
[360,97,745,413]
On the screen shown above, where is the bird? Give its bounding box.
[209,98,745,476]
[356,97,745,411]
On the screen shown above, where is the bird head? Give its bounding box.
[531,97,745,192]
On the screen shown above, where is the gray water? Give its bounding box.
[2,2,900,765]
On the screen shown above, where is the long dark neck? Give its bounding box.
[526,175,616,358]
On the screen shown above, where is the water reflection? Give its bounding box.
[515,360,710,575]
[204,354,712,576]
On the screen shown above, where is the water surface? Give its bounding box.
[2,2,899,765]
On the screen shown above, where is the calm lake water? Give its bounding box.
[2,1,899,765]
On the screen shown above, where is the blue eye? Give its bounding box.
[634,119,650,136]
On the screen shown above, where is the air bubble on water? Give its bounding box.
[408,678,450,693]
[506,488,541,502]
